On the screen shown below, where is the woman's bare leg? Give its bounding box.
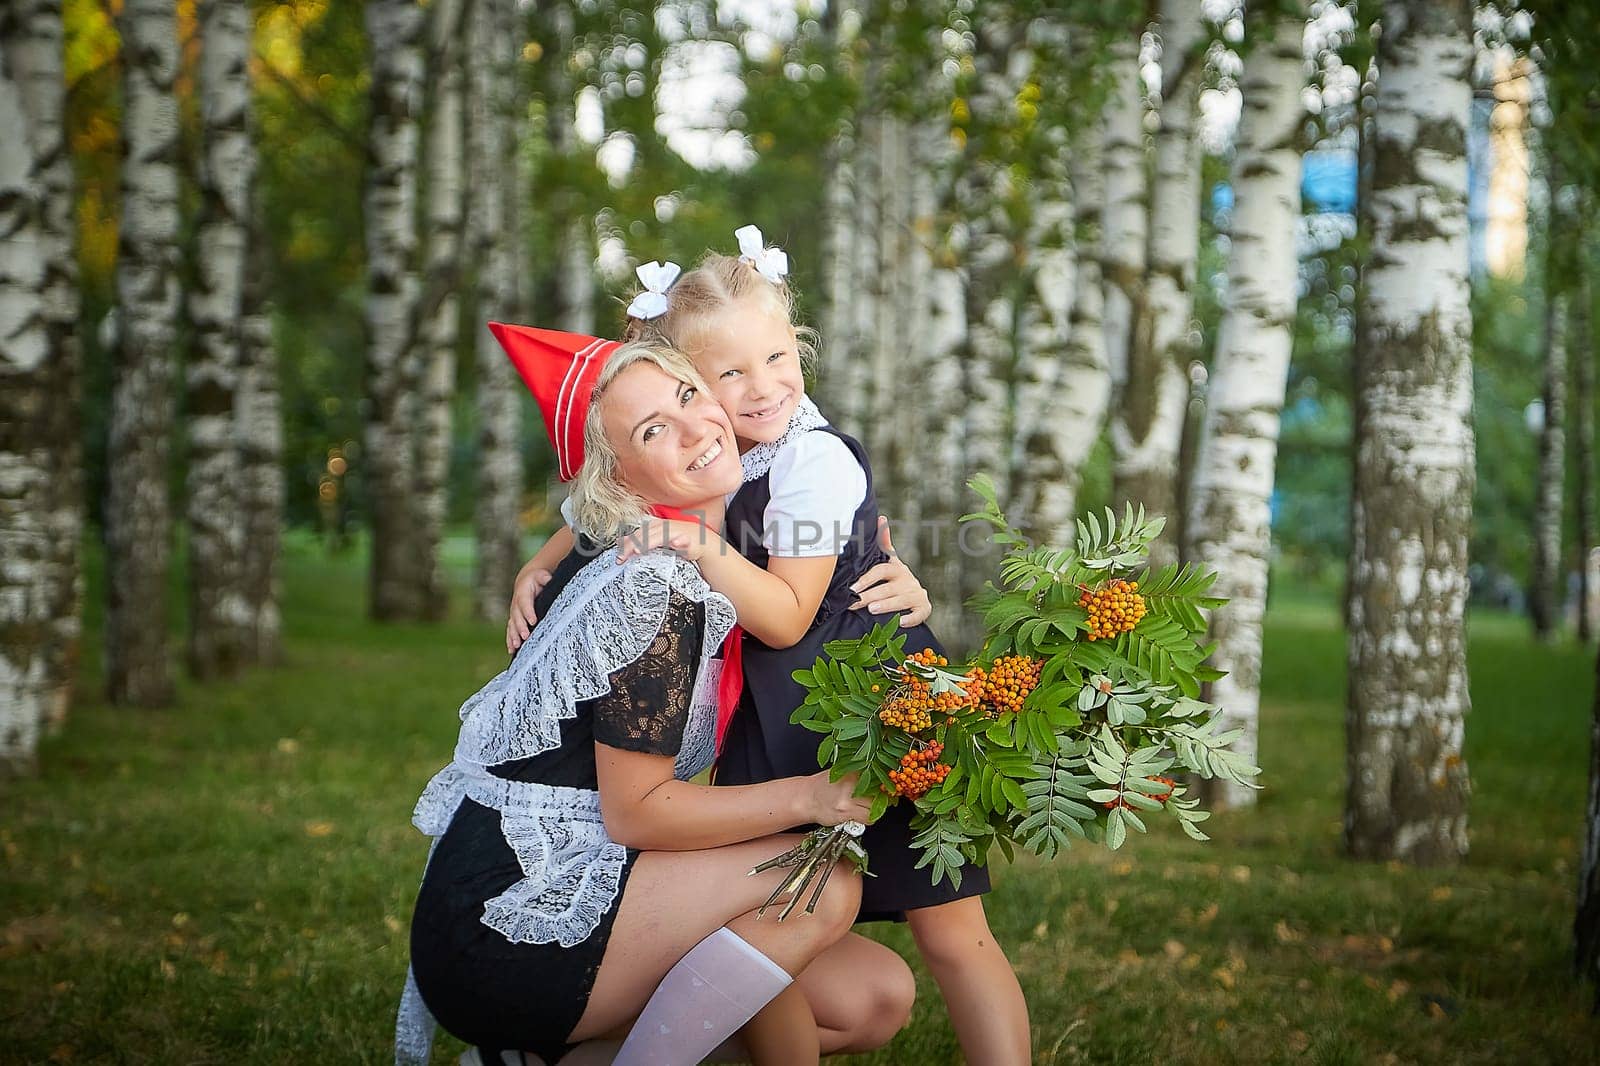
[906,896,1030,1065]
[737,982,819,1065]
[567,835,860,1049]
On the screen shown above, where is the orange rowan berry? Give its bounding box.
[1077,579,1147,641]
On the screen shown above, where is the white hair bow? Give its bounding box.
[735,225,789,285]
[627,260,682,319]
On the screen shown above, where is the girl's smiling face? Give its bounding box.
[685,295,807,450]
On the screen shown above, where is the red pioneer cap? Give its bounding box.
[487,323,623,482]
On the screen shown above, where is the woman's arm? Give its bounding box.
[595,743,869,851]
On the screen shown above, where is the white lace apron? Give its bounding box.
[395,551,733,1064]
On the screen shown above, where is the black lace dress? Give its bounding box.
[408,546,706,1063]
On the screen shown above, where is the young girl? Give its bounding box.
[509,228,1031,1063]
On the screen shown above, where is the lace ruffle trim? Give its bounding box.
[413,763,627,947]
[453,551,735,769]
[739,396,829,483]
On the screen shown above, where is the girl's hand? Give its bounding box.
[848,517,932,627]
[506,567,553,654]
[616,518,720,564]
[803,770,875,827]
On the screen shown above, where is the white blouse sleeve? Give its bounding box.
[762,433,868,558]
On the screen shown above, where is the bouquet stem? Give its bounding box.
[751,821,870,920]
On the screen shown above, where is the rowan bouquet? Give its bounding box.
[754,477,1260,916]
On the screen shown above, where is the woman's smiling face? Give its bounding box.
[600,360,742,511]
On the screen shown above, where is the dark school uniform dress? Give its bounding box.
[407,545,716,1063]
[713,422,991,922]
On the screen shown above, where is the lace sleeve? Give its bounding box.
[591,591,706,756]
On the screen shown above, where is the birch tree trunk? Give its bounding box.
[471,0,524,620]
[237,200,282,664]
[0,29,52,769]
[1100,27,1149,481]
[1531,288,1567,640]
[363,0,426,621]
[1187,3,1307,811]
[1015,103,1110,544]
[1574,261,1595,643]
[546,4,594,337]
[1344,0,1474,865]
[7,0,81,731]
[187,0,255,678]
[1114,0,1205,564]
[415,0,467,622]
[107,0,180,706]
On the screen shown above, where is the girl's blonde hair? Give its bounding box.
[569,339,716,543]
[623,250,818,368]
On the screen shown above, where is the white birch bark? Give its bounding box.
[7,0,80,732]
[0,31,51,770]
[471,0,524,620]
[1345,0,1474,865]
[1100,30,1149,419]
[948,27,1029,642]
[1014,76,1110,546]
[187,0,255,677]
[415,0,467,622]
[363,0,426,621]
[1186,4,1307,811]
[237,199,282,664]
[1531,289,1566,639]
[1573,263,1595,643]
[1114,0,1205,562]
[106,0,180,706]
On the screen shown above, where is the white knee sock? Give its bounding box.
[612,928,792,1066]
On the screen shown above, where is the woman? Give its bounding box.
[398,339,912,1066]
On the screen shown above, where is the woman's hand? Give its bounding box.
[802,770,874,827]
[506,566,554,654]
[616,517,722,564]
[848,517,932,627]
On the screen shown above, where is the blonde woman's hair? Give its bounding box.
[569,339,716,543]
[622,250,818,369]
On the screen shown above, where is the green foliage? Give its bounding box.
[795,481,1258,886]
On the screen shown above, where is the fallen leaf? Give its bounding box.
[1163,939,1186,959]
[385,915,403,934]
[1274,920,1302,944]
[1212,967,1235,989]
[1197,902,1219,926]
[1112,860,1134,876]
[1429,886,1452,902]
[1288,1031,1310,1053]
[276,738,300,755]
[49,1046,73,1063]
[304,821,335,838]
[1229,865,1251,883]
[171,912,190,928]
[159,959,176,981]
[1387,979,1410,1002]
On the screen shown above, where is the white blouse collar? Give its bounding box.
[739,396,828,483]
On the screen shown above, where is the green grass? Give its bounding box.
[3,537,1597,1064]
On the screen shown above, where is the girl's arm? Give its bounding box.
[618,523,834,649]
[595,744,869,851]
[506,524,577,653]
